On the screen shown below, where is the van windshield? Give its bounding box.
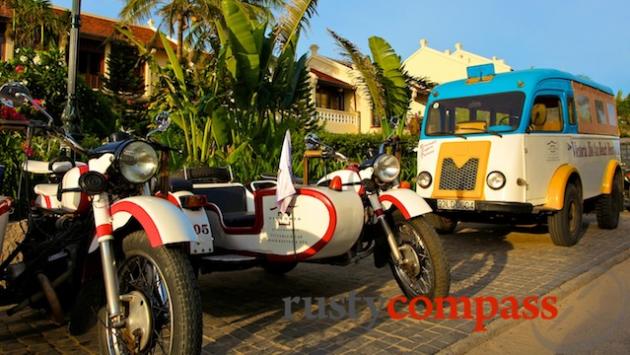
[425,92,526,137]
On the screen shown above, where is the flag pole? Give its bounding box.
[61,0,81,133]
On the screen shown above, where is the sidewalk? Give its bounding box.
[466,257,630,355]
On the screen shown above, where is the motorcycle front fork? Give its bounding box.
[92,193,124,327]
[367,193,404,265]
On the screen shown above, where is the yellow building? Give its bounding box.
[308,39,511,134]
[308,45,379,134]
[404,39,512,118]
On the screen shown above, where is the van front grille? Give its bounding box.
[439,158,479,191]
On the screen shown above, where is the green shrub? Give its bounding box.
[1,48,116,137]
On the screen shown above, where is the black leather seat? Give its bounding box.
[169,178,193,192]
[259,173,304,184]
[221,212,256,228]
[194,185,258,228]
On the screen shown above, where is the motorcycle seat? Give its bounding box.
[260,172,304,184]
[221,211,256,228]
[33,183,62,210]
[22,160,86,175]
[169,178,194,192]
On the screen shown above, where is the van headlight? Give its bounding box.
[486,171,506,190]
[417,171,432,188]
[374,154,400,183]
[118,141,159,183]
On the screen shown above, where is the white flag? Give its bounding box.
[276,130,296,213]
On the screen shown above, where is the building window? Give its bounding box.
[316,84,345,111]
[372,112,381,127]
[77,38,105,89]
[0,22,5,61]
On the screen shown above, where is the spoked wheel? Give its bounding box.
[98,231,202,355]
[388,212,450,299]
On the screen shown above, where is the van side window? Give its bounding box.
[594,100,607,124]
[606,102,617,126]
[567,97,577,125]
[530,95,563,132]
[576,95,592,123]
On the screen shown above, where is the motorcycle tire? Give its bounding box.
[98,230,202,355]
[388,212,451,300]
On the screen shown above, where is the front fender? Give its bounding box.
[111,196,197,247]
[379,189,432,219]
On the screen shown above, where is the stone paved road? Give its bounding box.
[1,213,629,354]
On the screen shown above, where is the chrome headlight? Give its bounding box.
[486,171,506,190]
[417,171,432,188]
[118,141,159,183]
[374,154,400,183]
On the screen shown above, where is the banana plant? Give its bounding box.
[329,30,434,138]
[119,0,318,180]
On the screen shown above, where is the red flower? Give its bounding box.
[0,106,27,121]
[32,98,45,108]
[21,142,34,157]
[15,65,25,74]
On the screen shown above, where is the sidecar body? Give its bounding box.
[0,197,10,253]
[198,183,365,261]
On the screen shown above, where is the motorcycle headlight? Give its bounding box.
[373,154,400,183]
[118,141,159,183]
[486,171,506,190]
[417,171,432,188]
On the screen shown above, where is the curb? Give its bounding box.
[438,247,630,355]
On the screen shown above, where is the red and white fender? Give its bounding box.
[379,188,432,220]
[89,196,197,252]
[1,197,11,249]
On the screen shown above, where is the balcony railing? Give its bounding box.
[316,107,360,134]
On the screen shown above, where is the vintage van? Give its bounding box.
[416,64,623,246]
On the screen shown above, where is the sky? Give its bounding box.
[53,0,630,94]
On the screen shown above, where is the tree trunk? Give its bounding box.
[176,14,185,60]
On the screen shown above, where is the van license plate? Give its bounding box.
[437,199,475,211]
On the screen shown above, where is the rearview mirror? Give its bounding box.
[388,116,400,129]
[146,111,171,139]
[155,111,170,132]
[304,133,321,150]
[0,82,32,107]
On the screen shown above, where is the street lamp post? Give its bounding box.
[61,0,81,133]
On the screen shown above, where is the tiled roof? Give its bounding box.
[311,68,355,89]
[0,5,174,49]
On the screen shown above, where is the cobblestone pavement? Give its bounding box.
[1,213,629,354]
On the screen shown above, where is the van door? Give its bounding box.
[524,90,570,205]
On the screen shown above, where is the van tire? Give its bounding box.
[548,183,582,247]
[425,213,458,234]
[596,171,622,229]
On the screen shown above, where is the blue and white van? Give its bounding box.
[416,64,622,246]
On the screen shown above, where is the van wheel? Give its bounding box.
[548,183,582,246]
[596,171,623,229]
[425,214,458,234]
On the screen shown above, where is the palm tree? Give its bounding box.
[120,0,193,59]
[120,0,285,60]
[328,29,434,137]
[136,0,318,175]
[1,0,62,51]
